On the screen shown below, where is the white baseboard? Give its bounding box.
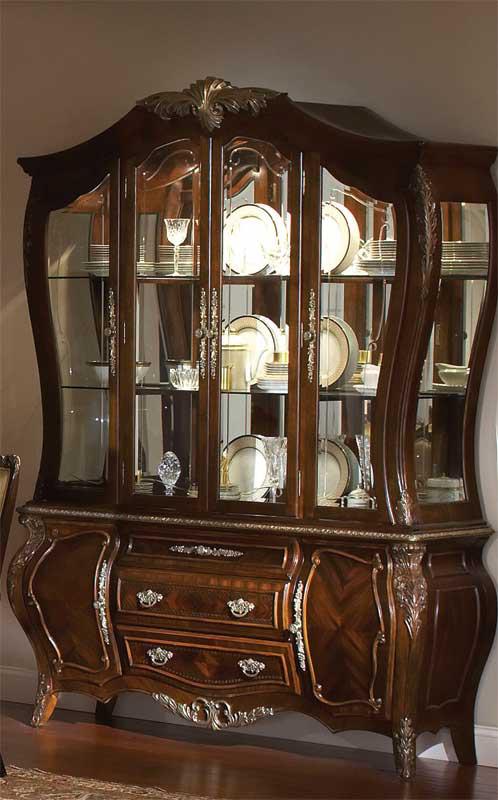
[2,665,497,768]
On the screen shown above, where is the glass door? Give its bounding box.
[303,163,397,517]
[415,202,489,505]
[47,170,118,496]
[211,137,300,514]
[124,138,208,507]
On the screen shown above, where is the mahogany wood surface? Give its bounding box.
[2,702,497,800]
[11,81,498,783]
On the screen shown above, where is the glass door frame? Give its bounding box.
[118,134,211,511]
[207,133,303,518]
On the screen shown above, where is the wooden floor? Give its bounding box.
[1,702,496,799]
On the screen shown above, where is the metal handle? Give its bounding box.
[238,658,266,678]
[137,589,164,608]
[104,288,117,377]
[197,288,208,379]
[169,544,244,558]
[147,647,173,667]
[304,289,316,383]
[209,287,219,379]
[227,598,255,619]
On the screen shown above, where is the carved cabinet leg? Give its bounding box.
[95,697,117,724]
[450,721,477,765]
[393,716,417,780]
[31,673,59,728]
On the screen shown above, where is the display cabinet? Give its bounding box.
[10,78,497,779]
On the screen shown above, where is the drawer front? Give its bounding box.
[121,628,300,694]
[123,529,300,579]
[116,572,281,632]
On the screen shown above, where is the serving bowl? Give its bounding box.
[436,362,469,387]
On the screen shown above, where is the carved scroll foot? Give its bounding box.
[95,698,117,725]
[31,674,58,728]
[450,722,477,765]
[393,716,417,780]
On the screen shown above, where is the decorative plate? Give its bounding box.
[319,316,359,388]
[223,435,269,501]
[321,202,361,274]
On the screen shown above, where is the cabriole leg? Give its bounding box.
[450,720,477,765]
[31,673,58,728]
[393,716,417,780]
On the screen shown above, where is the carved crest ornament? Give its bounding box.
[138,77,280,132]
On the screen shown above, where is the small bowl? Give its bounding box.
[436,363,469,387]
[170,364,199,391]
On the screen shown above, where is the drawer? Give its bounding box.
[116,571,283,632]
[120,627,300,694]
[122,529,300,580]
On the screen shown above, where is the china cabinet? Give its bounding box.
[10,78,497,779]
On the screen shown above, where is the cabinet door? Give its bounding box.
[303,547,391,716]
[29,523,121,683]
[209,137,302,516]
[121,138,209,510]
[45,166,119,500]
[300,159,398,521]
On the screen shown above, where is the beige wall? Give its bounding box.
[1,0,497,740]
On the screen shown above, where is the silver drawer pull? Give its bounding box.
[169,544,243,558]
[137,589,164,608]
[238,658,266,678]
[227,598,255,618]
[147,647,173,667]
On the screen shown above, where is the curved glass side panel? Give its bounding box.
[415,202,489,504]
[316,168,396,511]
[133,141,202,498]
[218,138,292,506]
[47,175,111,484]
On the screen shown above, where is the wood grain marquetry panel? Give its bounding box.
[121,629,299,693]
[425,586,480,710]
[29,528,118,678]
[303,548,389,714]
[116,573,279,631]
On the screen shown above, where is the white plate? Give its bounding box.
[223,204,282,275]
[227,315,279,383]
[319,316,359,388]
[317,440,350,502]
[223,435,268,501]
[321,202,361,274]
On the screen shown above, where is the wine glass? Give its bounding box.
[164,218,190,276]
[158,451,181,495]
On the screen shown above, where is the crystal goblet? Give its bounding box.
[164,218,190,276]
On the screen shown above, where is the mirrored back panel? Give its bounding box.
[415,202,489,504]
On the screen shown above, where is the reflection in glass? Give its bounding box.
[316,167,396,510]
[219,138,292,504]
[416,202,489,504]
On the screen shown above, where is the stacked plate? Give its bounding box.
[352,237,396,273]
[256,359,289,392]
[84,243,110,276]
[155,244,197,275]
[442,241,488,273]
